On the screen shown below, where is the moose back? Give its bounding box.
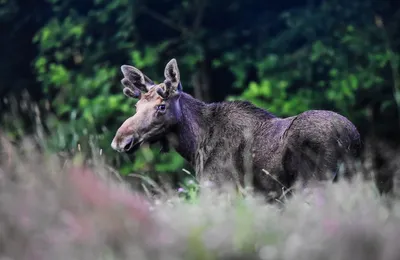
[111,58,361,201]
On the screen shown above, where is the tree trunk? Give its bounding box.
[192,59,211,102]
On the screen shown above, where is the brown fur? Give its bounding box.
[111,59,361,202]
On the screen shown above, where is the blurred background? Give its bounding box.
[1,0,399,188]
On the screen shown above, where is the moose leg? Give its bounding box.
[201,164,242,190]
[251,167,292,203]
[283,141,336,192]
[195,151,244,195]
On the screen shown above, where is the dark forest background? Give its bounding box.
[1,0,400,186]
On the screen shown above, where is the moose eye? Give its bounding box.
[157,104,166,112]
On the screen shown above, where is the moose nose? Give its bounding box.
[110,137,120,152]
[111,136,134,152]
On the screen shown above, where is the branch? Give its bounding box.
[193,0,207,31]
[141,7,189,35]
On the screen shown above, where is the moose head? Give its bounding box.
[111,58,183,154]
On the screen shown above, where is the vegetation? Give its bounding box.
[1,0,399,186]
[1,0,400,257]
[0,137,399,260]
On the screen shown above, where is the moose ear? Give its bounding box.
[121,78,141,98]
[121,65,154,92]
[164,58,181,91]
[123,87,140,98]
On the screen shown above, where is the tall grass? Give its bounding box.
[1,134,400,260]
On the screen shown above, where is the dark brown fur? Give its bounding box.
[111,59,361,201]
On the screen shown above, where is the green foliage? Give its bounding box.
[2,0,400,185]
[32,0,185,176]
[228,74,313,117]
[178,176,200,203]
[228,0,400,124]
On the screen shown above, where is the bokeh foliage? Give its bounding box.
[1,0,400,183]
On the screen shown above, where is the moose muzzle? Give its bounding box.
[111,116,139,152]
[111,134,135,152]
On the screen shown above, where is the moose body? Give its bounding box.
[111,58,361,201]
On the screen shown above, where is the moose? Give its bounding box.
[111,58,361,201]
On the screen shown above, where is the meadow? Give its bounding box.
[1,135,400,260]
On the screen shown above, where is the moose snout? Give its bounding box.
[112,116,138,152]
[111,135,134,152]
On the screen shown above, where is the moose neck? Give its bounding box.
[170,92,207,164]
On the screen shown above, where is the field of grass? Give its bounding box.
[1,136,400,260]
